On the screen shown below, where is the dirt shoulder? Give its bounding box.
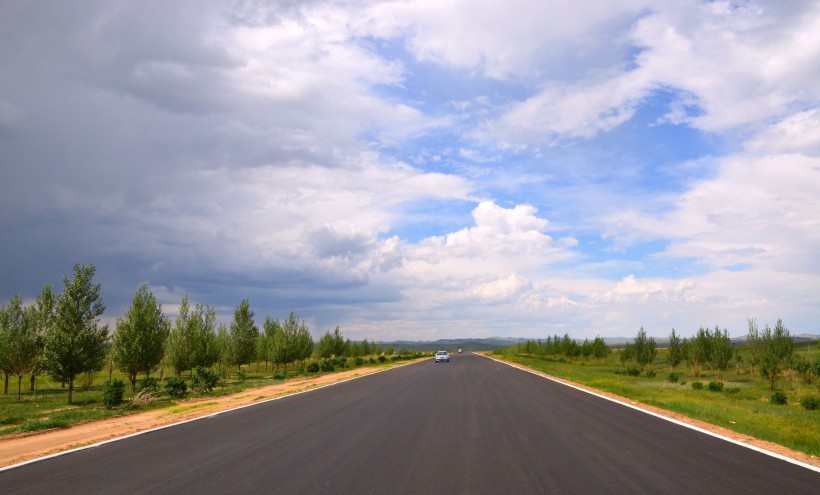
[0,365,404,469]
[482,353,820,470]
[3,357,818,471]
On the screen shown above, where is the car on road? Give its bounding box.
[434,350,450,363]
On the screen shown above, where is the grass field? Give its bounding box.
[493,343,820,457]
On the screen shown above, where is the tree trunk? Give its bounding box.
[130,372,137,392]
[68,379,74,404]
[30,373,36,391]
[17,375,23,400]
[4,373,8,394]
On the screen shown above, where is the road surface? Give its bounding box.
[1,353,818,494]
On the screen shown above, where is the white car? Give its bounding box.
[435,350,450,363]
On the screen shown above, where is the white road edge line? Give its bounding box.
[479,353,820,474]
[0,360,422,473]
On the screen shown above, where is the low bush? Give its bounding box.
[725,387,741,395]
[644,370,656,378]
[691,381,704,390]
[378,355,387,363]
[237,370,247,382]
[354,357,365,366]
[770,391,788,405]
[799,396,820,411]
[273,372,285,380]
[668,373,679,383]
[164,377,187,398]
[191,367,219,394]
[707,381,724,392]
[306,362,320,373]
[103,379,125,409]
[320,360,335,372]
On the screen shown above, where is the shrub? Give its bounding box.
[237,370,247,382]
[770,391,788,405]
[164,377,187,398]
[369,357,376,364]
[377,355,387,363]
[320,360,335,372]
[725,387,741,395]
[799,396,820,411]
[307,362,320,373]
[273,372,285,380]
[668,373,679,383]
[191,367,219,394]
[103,379,125,409]
[136,377,160,393]
[626,367,641,376]
[691,381,704,390]
[354,357,365,366]
[644,370,656,378]
[707,381,724,392]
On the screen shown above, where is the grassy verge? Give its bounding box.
[492,349,820,457]
[0,354,426,437]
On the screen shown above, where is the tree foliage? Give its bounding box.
[112,284,169,391]
[316,326,347,358]
[42,263,109,404]
[230,299,258,370]
[666,329,683,370]
[0,295,40,398]
[759,319,793,390]
[626,327,656,371]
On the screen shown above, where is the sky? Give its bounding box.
[1,0,818,341]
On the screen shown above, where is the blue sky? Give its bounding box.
[1,1,818,340]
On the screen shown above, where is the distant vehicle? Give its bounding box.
[435,350,450,363]
[457,348,463,354]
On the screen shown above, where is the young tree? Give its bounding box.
[166,295,195,378]
[42,263,109,404]
[684,328,711,377]
[0,295,40,398]
[759,319,794,390]
[666,329,683,370]
[215,323,232,374]
[230,299,258,371]
[591,336,610,359]
[746,318,761,376]
[710,326,733,380]
[29,284,55,391]
[631,327,657,371]
[316,326,346,358]
[112,284,170,391]
[293,319,314,368]
[190,303,219,369]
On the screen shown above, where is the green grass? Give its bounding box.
[494,346,820,457]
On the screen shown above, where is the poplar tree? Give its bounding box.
[29,284,55,391]
[42,263,108,404]
[1,295,40,398]
[230,299,258,371]
[666,329,683,370]
[112,284,169,391]
[759,319,793,390]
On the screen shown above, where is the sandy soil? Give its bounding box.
[2,358,818,470]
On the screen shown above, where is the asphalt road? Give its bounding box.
[1,353,818,494]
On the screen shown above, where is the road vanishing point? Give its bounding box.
[1,353,818,494]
